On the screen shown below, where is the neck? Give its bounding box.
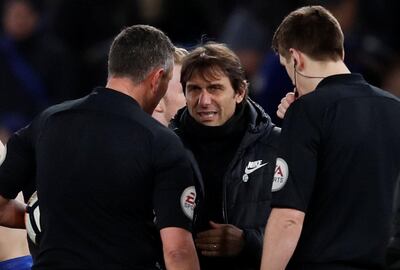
[298,60,350,96]
[183,102,248,140]
[106,76,153,114]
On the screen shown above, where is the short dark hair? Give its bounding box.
[272,5,344,61]
[108,25,174,84]
[181,42,248,96]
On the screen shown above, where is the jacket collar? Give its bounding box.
[170,98,275,144]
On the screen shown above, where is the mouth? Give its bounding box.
[197,111,217,121]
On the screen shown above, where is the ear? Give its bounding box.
[149,68,165,93]
[289,48,302,69]
[235,81,247,104]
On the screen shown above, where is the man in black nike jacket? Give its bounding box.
[170,42,280,270]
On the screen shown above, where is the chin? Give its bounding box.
[200,121,219,127]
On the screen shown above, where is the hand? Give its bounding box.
[277,92,296,119]
[195,221,245,257]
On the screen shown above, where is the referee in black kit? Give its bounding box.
[0,25,199,270]
[261,6,400,270]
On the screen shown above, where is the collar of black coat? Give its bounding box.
[180,101,248,141]
[170,98,275,135]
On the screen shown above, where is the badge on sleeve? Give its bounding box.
[272,158,289,192]
[0,141,6,166]
[180,186,196,220]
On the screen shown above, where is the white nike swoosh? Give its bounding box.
[244,162,268,174]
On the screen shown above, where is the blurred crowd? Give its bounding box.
[0,0,399,141]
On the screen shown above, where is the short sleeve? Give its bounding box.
[0,125,36,200]
[152,130,195,232]
[271,99,320,212]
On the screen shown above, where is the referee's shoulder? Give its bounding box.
[141,115,182,144]
[29,97,86,131]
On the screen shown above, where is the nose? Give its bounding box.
[198,89,212,106]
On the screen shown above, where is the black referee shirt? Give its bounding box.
[0,87,195,270]
[272,74,400,269]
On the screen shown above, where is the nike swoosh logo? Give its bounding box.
[245,162,268,174]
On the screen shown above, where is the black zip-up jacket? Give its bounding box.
[170,99,280,269]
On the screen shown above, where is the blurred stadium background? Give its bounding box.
[0,0,399,141]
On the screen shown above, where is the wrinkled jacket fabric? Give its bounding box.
[170,99,280,269]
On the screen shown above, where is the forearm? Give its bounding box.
[161,227,200,270]
[0,196,26,229]
[260,208,304,270]
[164,247,199,270]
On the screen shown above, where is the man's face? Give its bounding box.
[185,70,245,126]
[3,1,38,41]
[152,65,186,126]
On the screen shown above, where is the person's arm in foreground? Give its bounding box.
[160,227,200,270]
[0,195,26,229]
[260,208,305,270]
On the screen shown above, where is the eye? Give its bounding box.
[186,85,201,93]
[208,84,223,91]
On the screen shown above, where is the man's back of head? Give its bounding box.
[271,6,350,96]
[106,25,175,114]
[108,25,174,85]
[272,5,344,62]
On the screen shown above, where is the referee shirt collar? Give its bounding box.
[88,87,143,117]
[93,87,140,107]
[316,73,365,90]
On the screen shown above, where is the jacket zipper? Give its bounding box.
[222,148,246,224]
